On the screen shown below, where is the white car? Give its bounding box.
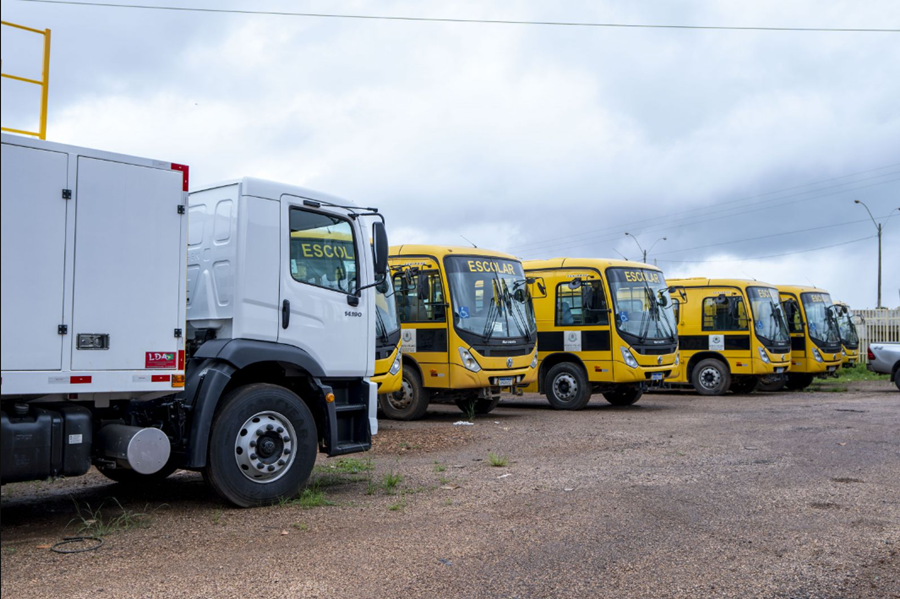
[866,343,900,392]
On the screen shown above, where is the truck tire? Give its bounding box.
[785,373,815,391]
[379,368,429,420]
[544,362,591,410]
[602,384,643,406]
[691,358,731,396]
[98,460,179,486]
[729,376,760,395]
[455,394,501,415]
[205,383,318,508]
[757,374,786,392]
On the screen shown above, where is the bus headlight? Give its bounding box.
[675,353,680,366]
[458,347,482,373]
[841,349,847,357]
[812,348,824,363]
[620,346,639,369]
[389,352,402,375]
[758,347,771,364]
[530,350,538,369]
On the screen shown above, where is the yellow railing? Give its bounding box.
[1,20,51,140]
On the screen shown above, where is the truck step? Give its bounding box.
[334,404,367,414]
[332,442,371,455]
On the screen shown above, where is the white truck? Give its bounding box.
[0,133,389,506]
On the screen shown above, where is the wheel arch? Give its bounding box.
[686,351,730,380]
[538,352,587,394]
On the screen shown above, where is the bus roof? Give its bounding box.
[776,284,832,296]
[522,257,660,272]
[389,244,519,261]
[666,277,779,289]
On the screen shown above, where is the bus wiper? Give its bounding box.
[482,282,501,341]
[375,309,390,344]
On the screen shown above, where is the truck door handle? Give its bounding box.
[282,299,290,329]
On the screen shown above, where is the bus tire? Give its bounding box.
[544,363,591,410]
[785,373,815,391]
[602,385,643,406]
[757,374,786,392]
[205,383,318,508]
[691,358,731,396]
[730,376,760,395]
[895,373,900,392]
[455,394,501,415]
[380,368,429,421]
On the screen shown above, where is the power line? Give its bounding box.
[657,235,876,264]
[514,176,900,256]
[15,1,900,33]
[509,164,900,252]
[653,217,875,256]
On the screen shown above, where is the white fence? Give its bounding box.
[854,308,900,362]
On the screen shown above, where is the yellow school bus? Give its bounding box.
[666,278,792,395]
[522,259,678,408]
[372,276,403,395]
[775,285,843,389]
[833,301,860,368]
[382,245,538,420]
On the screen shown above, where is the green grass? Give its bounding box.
[834,363,884,382]
[433,461,447,473]
[3,547,17,555]
[381,471,404,493]
[211,509,223,525]
[315,457,374,475]
[291,522,308,531]
[488,452,508,468]
[69,498,155,537]
[277,487,335,509]
[388,498,406,512]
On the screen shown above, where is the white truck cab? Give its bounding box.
[1,134,389,506]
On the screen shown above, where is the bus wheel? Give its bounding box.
[729,376,760,395]
[205,384,318,508]
[379,368,429,420]
[602,384,643,406]
[757,374,786,392]
[785,373,814,391]
[545,363,591,410]
[692,359,731,396]
[895,373,900,392]
[455,394,501,415]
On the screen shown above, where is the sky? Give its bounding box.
[2,0,899,308]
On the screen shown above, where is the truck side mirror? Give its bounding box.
[371,221,389,279]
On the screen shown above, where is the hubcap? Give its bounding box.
[234,411,297,484]
[389,380,413,410]
[699,367,721,390]
[552,373,579,402]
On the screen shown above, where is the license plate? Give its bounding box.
[650,372,664,381]
[497,377,514,387]
[775,367,784,374]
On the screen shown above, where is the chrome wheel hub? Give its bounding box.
[234,411,297,484]
[389,380,413,410]
[553,373,579,402]
[699,367,722,390]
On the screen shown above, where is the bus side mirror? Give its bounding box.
[715,293,728,305]
[371,221,389,279]
[529,277,547,298]
[568,278,582,290]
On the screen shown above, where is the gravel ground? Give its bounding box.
[2,381,898,598]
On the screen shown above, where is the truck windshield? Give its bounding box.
[836,308,859,346]
[606,268,677,342]
[375,276,401,340]
[800,292,841,345]
[444,256,536,341]
[747,286,790,345]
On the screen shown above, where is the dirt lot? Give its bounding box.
[2,381,898,599]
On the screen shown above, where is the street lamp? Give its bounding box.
[854,201,900,309]
[624,232,667,264]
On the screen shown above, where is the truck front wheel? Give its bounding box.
[205,384,317,508]
[380,368,429,420]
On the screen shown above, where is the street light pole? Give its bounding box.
[624,232,667,263]
[854,201,900,309]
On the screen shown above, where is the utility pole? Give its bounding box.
[624,232,667,264]
[855,202,900,309]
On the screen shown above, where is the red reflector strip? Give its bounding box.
[171,163,190,192]
[70,376,92,384]
[152,375,171,382]
[178,349,185,370]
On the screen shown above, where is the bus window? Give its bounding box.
[555,280,608,326]
[394,271,446,323]
[702,296,748,331]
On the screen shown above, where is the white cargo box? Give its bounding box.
[1,133,188,397]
